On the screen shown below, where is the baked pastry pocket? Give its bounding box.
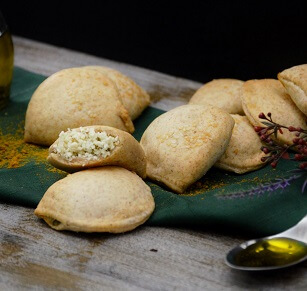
[278,64,307,115]
[215,115,266,174]
[24,67,134,146]
[189,79,244,114]
[34,167,155,233]
[241,79,306,146]
[140,104,234,193]
[84,66,150,120]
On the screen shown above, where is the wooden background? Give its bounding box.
[0,36,306,290]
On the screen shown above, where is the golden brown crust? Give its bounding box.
[84,66,151,120]
[119,105,135,133]
[34,167,155,233]
[140,104,234,193]
[189,79,244,114]
[47,125,146,178]
[241,79,306,146]
[24,67,134,146]
[278,64,307,115]
[215,115,266,174]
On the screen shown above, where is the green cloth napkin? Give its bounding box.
[0,67,306,236]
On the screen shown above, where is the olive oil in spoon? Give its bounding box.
[226,215,307,271]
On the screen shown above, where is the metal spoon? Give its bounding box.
[226,215,307,271]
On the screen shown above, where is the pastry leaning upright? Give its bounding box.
[240,79,306,146]
[278,64,307,116]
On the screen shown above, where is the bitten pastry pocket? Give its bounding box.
[48,125,146,178]
[140,104,234,193]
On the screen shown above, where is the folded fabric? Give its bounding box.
[0,67,306,236]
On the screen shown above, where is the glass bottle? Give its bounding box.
[0,11,14,110]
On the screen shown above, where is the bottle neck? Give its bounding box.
[0,11,8,37]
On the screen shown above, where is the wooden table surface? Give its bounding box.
[0,36,306,290]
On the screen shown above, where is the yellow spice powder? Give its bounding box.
[182,179,227,197]
[0,123,57,172]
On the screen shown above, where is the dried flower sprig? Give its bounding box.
[254,112,307,169]
[215,113,306,200]
[216,174,302,199]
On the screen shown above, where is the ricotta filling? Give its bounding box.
[53,127,119,161]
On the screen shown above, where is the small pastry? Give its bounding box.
[215,115,266,174]
[189,79,244,114]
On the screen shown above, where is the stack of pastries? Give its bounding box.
[26,66,154,233]
[24,64,306,233]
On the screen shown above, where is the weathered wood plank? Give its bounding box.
[1,203,306,290]
[0,36,305,290]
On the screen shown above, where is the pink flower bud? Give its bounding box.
[288,126,297,132]
[299,162,307,169]
[258,112,266,119]
[270,161,277,168]
[254,126,263,132]
[295,154,303,161]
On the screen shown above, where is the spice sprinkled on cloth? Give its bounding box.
[0,123,58,171]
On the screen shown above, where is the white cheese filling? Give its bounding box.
[53,127,119,161]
